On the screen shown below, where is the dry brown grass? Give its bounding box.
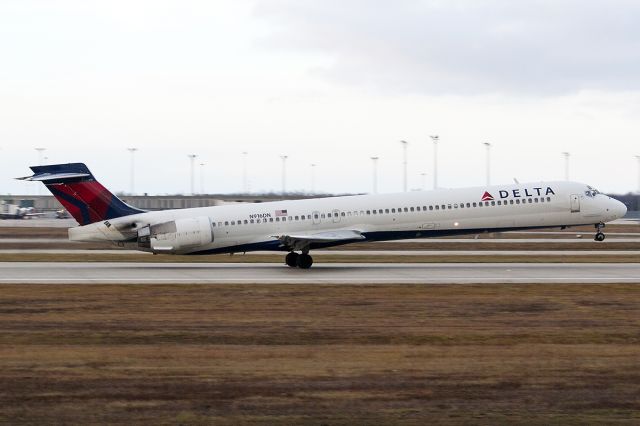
[1,283,639,424]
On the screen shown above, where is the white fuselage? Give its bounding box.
[69,181,627,254]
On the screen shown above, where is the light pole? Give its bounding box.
[242,151,248,193]
[280,155,288,194]
[421,172,427,190]
[562,152,570,181]
[188,154,197,195]
[310,163,316,194]
[200,163,206,195]
[35,148,46,195]
[400,140,408,192]
[127,148,137,195]
[370,157,379,194]
[430,135,439,189]
[483,142,491,186]
[635,155,640,194]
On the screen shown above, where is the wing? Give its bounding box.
[272,229,365,251]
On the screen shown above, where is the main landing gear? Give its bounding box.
[594,223,606,242]
[285,251,314,269]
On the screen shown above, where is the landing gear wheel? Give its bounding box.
[594,232,605,242]
[297,254,313,269]
[285,252,299,267]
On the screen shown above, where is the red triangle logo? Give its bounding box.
[481,191,494,201]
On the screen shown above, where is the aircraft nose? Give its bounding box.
[608,198,627,219]
[612,199,627,219]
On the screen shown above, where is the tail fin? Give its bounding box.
[18,163,144,226]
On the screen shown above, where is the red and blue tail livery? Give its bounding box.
[18,163,144,225]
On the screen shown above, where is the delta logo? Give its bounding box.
[480,187,556,201]
[481,191,494,201]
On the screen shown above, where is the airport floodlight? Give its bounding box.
[430,135,439,189]
[310,163,317,194]
[242,152,249,193]
[400,141,408,192]
[127,148,138,195]
[188,154,198,195]
[35,148,46,195]
[483,142,491,186]
[635,155,640,193]
[421,172,427,190]
[370,157,379,194]
[280,155,288,194]
[200,163,206,195]
[562,152,570,181]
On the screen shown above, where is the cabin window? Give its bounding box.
[534,198,539,203]
[472,203,477,208]
[321,214,325,219]
[547,197,551,202]
[429,206,434,211]
[276,217,280,222]
[540,198,545,203]
[385,209,390,213]
[391,208,396,213]
[416,206,421,211]
[435,205,440,210]
[341,212,346,217]
[212,222,216,227]
[378,209,383,214]
[515,199,520,204]
[314,214,319,219]
[347,212,352,217]
[410,207,414,212]
[372,210,377,215]
[282,217,287,222]
[295,216,299,220]
[460,204,464,209]
[224,221,229,226]
[404,207,409,212]
[231,221,236,225]
[218,222,222,227]
[528,199,532,204]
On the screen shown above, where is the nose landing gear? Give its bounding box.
[594,223,606,242]
[285,251,314,269]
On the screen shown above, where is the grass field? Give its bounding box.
[1,283,639,425]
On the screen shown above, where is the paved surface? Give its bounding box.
[0,249,638,256]
[0,262,638,284]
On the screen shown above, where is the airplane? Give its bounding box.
[18,163,627,268]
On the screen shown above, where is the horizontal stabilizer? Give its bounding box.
[16,163,93,183]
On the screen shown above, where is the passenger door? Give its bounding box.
[570,194,580,213]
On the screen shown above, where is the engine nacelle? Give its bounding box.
[138,216,213,254]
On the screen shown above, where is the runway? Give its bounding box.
[0,262,639,284]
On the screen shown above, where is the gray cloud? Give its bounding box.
[254,0,640,94]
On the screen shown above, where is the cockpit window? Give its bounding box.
[585,186,600,197]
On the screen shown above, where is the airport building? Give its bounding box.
[2,193,639,217]
[0,193,339,212]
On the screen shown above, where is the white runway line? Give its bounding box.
[0,262,638,284]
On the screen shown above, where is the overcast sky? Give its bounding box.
[1,0,639,196]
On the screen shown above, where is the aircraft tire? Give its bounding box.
[297,254,313,269]
[594,232,605,242]
[285,252,299,267]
